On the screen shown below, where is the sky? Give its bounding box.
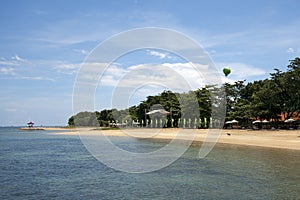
[0,0,300,126]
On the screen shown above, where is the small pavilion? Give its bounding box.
[146,109,171,116]
[27,121,34,128]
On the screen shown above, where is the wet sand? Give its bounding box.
[44,127,300,151]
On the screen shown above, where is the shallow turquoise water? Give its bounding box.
[0,127,299,199]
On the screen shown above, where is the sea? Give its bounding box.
[0,127,299,199]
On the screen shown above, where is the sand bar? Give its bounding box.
[19,127,72,131]
[45,127,300,151]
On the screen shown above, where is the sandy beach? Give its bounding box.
[43,127,300,151]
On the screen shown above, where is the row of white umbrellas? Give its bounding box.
[253,119,295,124]
[226,119,295,124]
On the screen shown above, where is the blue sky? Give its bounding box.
[0,0,299,126]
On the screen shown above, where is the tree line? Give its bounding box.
[68,58,300,129]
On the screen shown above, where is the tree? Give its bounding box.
[195,87,212,128]
[68,116,74,127]
[224,81,245,121]
[281,58,300,119]
[250,79,281,121]
[97,109,114,127]
[159,90,180,127]
[71,111,98,126]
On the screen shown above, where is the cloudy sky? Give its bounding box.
[0,0,299,126]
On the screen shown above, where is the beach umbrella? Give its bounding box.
[146,109,170,115]
[284,119,295,123]
[223,67,231,76]
[226,119,238,124]
[252,120,261,124]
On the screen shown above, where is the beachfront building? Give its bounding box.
[146,109,171,128]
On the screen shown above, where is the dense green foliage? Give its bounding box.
[68,58,300,128]
[69,88,213,128]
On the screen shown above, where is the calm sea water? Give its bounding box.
[0,127,299,199]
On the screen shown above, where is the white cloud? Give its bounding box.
[162,62,212,88]
[0,60,19,66]
[54,63,81,75]
[98,62,221,91]
[147,50,168,59]
[96,62,224,109]
[165,62,225,86]
[74,49,90,55]
[0,57,21,66]
[286,47,296,53]
[0,69,55,81]
[11,54,26,62]
[20,76,55,81]
[0,57,83,81]
[0,67,16,76]
[56,63,79,70]
[99,64,128,86]
[105,64,128,78]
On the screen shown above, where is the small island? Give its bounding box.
[19,121,45,130]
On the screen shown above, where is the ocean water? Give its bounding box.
[0,127,299,199]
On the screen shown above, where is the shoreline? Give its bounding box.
[19,127,72,131]
[43,127,300,151]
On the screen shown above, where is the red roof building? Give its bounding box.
[27,121,34,127]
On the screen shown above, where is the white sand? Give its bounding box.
[47,127,300,150]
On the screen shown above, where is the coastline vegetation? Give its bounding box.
[68,58,300,129]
